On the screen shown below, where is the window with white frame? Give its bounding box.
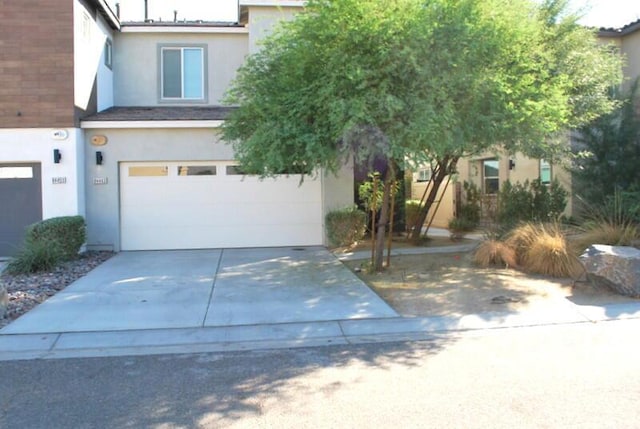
[483,158,499,194]
[540,159,551,184]
[416,166,431,182]
[160,46,205,101]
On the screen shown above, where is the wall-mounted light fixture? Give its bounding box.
[53,149,62,164]
[509,159,516,170]
[96,151,103,165]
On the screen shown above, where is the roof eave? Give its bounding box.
[93,0,121,30]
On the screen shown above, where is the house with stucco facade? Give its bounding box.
[411,18,640,229]
[0,0,119,256]
[0,0,353,255]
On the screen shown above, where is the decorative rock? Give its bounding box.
[580,245,640,298]
[0,284,7,319]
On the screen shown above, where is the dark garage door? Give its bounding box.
[0,163,42,257]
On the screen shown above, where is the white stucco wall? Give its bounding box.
[113,32,248,106]
[322,160,355,216]
[246,5,301,54]
[0,128,85,220]
[96,17,115,111]
[74,0,114,112]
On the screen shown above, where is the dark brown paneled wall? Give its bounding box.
[0,0,75,128]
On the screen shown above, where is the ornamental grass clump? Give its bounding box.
[571,192,640,253]
[572,221,639,254]
[504,222,540,261]
[472,239,517,268]
[517,223,582,278]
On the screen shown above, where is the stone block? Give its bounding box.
[0,285,7,319]
[580,245,640,298]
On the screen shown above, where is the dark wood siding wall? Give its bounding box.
[0,0,75,128]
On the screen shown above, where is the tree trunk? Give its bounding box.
[373,164,396,272]
[409,156,459,242]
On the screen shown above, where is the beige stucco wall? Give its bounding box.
[456,152,573,218]
[410,178,456,229]
[113,32,248,106]
[621,30,640,88]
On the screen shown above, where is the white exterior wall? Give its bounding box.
[0,128,85,219]
[113,32,248,106]
[322,160,355,216]
[74,0,114,112]
[96,17,115,111]
[246,5,301,54]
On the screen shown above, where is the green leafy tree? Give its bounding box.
[573,79,640,206]
[222,0,622,271]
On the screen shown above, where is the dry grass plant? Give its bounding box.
[571,221,639,254]
[519,223,583,278]
[571,190,640,253]
[473,239,517,268]
[504,223,540,260]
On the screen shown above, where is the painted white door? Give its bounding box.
[119,161,323,250]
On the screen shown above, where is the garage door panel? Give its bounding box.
[120,162,324,250]
[121,224,323,250]
[121,201,322,226]
[216,182,320,203]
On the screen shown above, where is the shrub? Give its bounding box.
[473,239,517,268]
[458,181,481,226]
[5,240,62,275]
[325,206,367,247]
[498,179,568,229]
[448,217,476,232]
[405,200,424,233]
[498,181,533,228]
[27,216,86,261]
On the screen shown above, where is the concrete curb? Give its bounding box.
[2,301,639,361]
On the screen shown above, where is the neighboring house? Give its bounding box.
[0,0,119,256]
[411,18,640,228]
[1,0,353,255]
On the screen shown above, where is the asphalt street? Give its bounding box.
[2,319,640,428]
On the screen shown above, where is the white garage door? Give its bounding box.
[120,161,323,250]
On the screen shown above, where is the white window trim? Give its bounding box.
[482,158,500,194]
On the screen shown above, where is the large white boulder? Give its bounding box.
[580,245,640,298]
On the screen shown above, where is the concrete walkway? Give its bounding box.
[1,243,640,361]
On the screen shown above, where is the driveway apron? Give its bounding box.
[1,250,221,334]
[1,247,397,335]
[205,247,398,326]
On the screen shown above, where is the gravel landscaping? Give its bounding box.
[0,251,114,329]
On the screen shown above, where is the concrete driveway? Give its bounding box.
[1,247,398,334]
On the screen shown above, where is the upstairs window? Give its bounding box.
[104,39,113,69]
[160,46,205,101]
